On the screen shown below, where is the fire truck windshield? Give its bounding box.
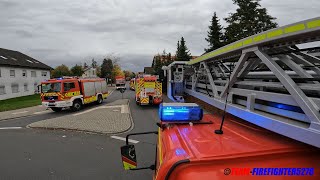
[42,83,62,93]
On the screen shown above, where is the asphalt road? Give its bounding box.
[0,86,162,180]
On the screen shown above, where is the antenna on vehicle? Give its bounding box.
[215,61,234,135]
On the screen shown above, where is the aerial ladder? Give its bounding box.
[119,17,320,180]
[163,17,320,148]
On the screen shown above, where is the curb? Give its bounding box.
[108,99,134,135]
[0,114,34,122]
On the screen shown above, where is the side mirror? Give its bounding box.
[120,131,158,171]
[121,145,137,170]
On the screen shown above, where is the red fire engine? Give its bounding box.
[40,77,108,112]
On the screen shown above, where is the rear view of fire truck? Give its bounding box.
[130,78,135,90]
[135,75,162,105]
[41,77,108,112]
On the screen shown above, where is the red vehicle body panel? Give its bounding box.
[155,113,320,180]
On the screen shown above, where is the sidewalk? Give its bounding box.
[27,99,133,134]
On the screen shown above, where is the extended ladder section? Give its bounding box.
[184,17,320,148]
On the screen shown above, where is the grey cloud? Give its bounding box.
[0,0,18,8]
[0,0,319,72]
[15,30,33,38]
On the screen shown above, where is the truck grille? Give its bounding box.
[44,96,58,100]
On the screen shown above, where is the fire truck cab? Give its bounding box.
[121,103,320,180]
[116,76,126,90]
[40,77,108,112]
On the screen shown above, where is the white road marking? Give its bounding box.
[33,111,49,115]
[73,105,129,116]
[0,127,23,130]
[110,135,139,144]
[108,89,115,96]
[12,111,28,115]
[121,104,129,113]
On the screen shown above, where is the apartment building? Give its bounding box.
[0,48,52,100]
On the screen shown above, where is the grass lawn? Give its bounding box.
[0,94,41,112]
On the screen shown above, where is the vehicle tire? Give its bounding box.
[71,100,82,111]
[96,95,103,104]
[51,107,62,112]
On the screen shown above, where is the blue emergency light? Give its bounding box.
[159,103,203,122]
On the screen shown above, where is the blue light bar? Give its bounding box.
[56,77,63,80]
[159,103,203,122]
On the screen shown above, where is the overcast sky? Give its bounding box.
[0,0,319,72]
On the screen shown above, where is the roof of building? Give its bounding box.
[0,48,52,70]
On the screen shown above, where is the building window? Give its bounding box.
[24,84,28,92]
[31,71,36,77]
[10,70,15,77]
[11,84,19,93]
[22,70,27,77]
[0,55,8,59]
[63,82,75,91]
[41,71,47,77]
[0,85,5,95]
[26,59,34,63]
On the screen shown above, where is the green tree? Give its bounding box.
[51,64,71,78]
[154,54,163,77]
[112,64,124,77]
[70,64,84,77]
[101,58,113,79]
[130,72,136,79]
[165,52,173,65]
[96,66,101,77]
[205,12,225,52]
[176,37,191,61]
[91,58,98,68]
[161,49,167,63]
[224,0,278,44]
[123,70,131,78]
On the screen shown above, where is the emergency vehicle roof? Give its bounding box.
[158,113,320,180]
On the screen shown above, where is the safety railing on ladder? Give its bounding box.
[183,17,320,148]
